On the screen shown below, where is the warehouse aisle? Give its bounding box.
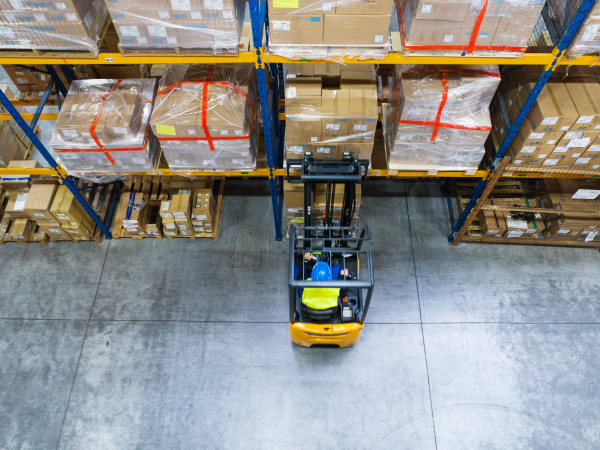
[1,179,599,450]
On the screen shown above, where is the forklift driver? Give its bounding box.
[295,252,356,284]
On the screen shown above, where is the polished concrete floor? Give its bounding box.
[1,179,599,450]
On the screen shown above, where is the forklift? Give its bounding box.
[287,154,374,348]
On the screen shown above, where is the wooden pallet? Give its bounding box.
[456,196,482,236]
[112,176,225,241]
[0,225,50,245]
[0,17,111,59]
[117,44,240,57]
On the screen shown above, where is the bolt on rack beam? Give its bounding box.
[448,0,599,245]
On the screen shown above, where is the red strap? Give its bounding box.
[89,79,122,166]
[399,119,492,132]
[202,65,215,151]
[467,0,488,54]
[431,72,448,141]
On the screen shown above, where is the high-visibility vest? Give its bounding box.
[302,280,340,310]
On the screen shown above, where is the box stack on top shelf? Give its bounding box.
[50,78,160,179]
[0,0,108,55]
[3,65,71,100]
[150,64,258,173]
[285,63,378,164]
[268,0,393,59]
[398,0,546,56]
[562,0,600,58]
[384,65,501,172]
[103,0,245,54]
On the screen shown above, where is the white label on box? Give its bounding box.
[197,214,208,220]
[525,229,536,234]
[148,231,159,236]
[553,146,567,153]
[191,11,202,19]
[56,2,66,8]
[165,222,176,230]
[535,214,542,219]
[194,227,204,232]
[192,221,202,226]
[62,129,79,138]
[34,13,46,21]
[507,230,524,238]
[354,125,368,131]
[594,165,600,169]
[588,145,600,152]
[558,229,570,235]
[70,222,78,226]
[565,132,582,139]
[120,26,140,37]
[561,125,570,131]
[567,138,590,148]
[289,146,303,153]
[585,231,598,242]
[205,0,223,9]
[575,158,591,164]
[122,220,138,226]
[112,127,128,135]
[33,213,45,218]
[220,130,228,135]
[538,154,548,159]
[522,146,536,153]
[9,0,22,9]
[374,35,384,43]
[443,35,454,43]
[173,212,186,219]
[317,147,330,153]
[541,117,558,125]
[165,231,176,236]
[508,98,512,106]
[273,20,290,31]
[311,136,318,142]
[148,26,167,37]
[167,36,177,44]
[186,129,196,135]
[514,160,522,164]
[159,11,170,18]
[232,159,245,164]
[136,37,147,44]
[172,0,191,10]
[16,78,28,85]
[161,202,170,211]
[235,130,243,136]
[14,193,28,210]
[326,124,340,131]
[0,28,15,38]
[582,24,600,41]
[530,132,545,139]
[577,115,594,124]
[223,10,233,18]
[572,189,600,200]
[421,4,432,13]
[57,214,68,219]
[547,140,557,144]
[322,2,332,10]
[286,86,296,98]
[507,216,528,229]
[84,11,92,29]
[500,127,504,135]
[203,160,216,166]
[13,236,24,240]
[240,151,249,157]
[287,74,297,80]
[543,159,558,166]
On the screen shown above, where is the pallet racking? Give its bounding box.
[0,0,598,242]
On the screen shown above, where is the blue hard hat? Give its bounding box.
[311,261,331,281]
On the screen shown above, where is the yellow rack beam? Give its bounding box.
[0,112,58,120]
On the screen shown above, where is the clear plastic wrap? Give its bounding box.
[285,64,378,161]
[150,63,258,172]
[268,0,393,60]
[398,0,545,57]
[385,65,500,171]
[566,2,600,59]
[50,78,160,178]
[0,0,108,54]
[104,0,245,54]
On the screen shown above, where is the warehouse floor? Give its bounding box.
[1,179,600,449]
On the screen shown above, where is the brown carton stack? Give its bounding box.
[3,65,71,93]
[192,189,215,234]
[385,65,500,171]
[49,185,95,240]
[268,0,392,57]
[150,64,258,172]
[0,0,107,54]
[285,64,378,164]
[567,1,600,59]
[398,0,544,56]
[491,198,545,239]
[103,0,245,54]
[114,191,148,236]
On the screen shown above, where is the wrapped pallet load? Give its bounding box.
[385,65,501,171]
[50,78,160,179]
[0,0,108,54]
[150,64,258,173]
[566,1,600,58]
[398,0,545,56]
[103,0,245,54]
[285,64,378,164]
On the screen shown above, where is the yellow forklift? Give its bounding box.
[287,154,374,348]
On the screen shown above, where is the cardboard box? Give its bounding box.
[0,160,42,192]
[514,120,564,147]
[37,224,71,239]
[528,82,579,133]
[10,218,34,241]
[477,205,504,237]
[23,182,60,222]
[557,131,600,149]
[50,185,95,232]
[94,64,150,79]
[285,77,322,107]
[311,143,339,159]
[336,0,393,14]
[63,222,93,240]
[268,0,335,15]
[169,192,192,219]
[565,78,600,131]
[193,189,214,221]
[4,193,31,220]
[323,15,390,46]
[347,89,378,143]
[286,106,322,145]
[284,181,305,210]
[412,0,471,21]
[321,89,350,137]
[404,19,463,46]
[270,15,324,45]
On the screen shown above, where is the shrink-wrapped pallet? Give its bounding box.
[566,1,600,59]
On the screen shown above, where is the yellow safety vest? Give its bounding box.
[302,280,340,310]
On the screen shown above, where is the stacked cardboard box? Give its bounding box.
[50,78,159,177]
[103,0,245,54]
[268,0,393,49]
[0,87,34,167]
[0,0,107,53]
[507,80,600,171]
[285,64,378,163]
[284,180,360,234]
[3,65,72,93]
[567,1,600,59]
[385,65,500,171]
[477,198,544,239]
[150,64,258,172]
[158,189,215,237]
[398,0,544,55]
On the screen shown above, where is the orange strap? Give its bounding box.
[89,79,122,166]
[468,0,488,54]
[202,64,215,151]
[431,72,448,141]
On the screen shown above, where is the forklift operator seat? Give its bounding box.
[301,262,340,319]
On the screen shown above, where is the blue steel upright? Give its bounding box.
[0,88,113,239]
[250,0,283,240]
[448,0,598,243]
